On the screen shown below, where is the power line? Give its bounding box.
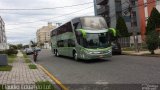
[6,6,93,30]
[6,12,94,31]
[6,6,93,26]
[6,0,157,30]
[0,2,93,11]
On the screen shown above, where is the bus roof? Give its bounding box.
[50,16,105,32]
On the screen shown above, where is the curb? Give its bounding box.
[122,52,160,57]
[38,65,68,90]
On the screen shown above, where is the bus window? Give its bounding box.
[68,39,75,47]
[63,40,68,47]
[80,17,107,30]
[73,22,82,30]
[57,40,64,47]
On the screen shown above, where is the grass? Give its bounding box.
[8,54,17,58]
[23,53,28,58]
[35,81,55,90]
[0,85,5,90]
[0,65,12,71]
[8,54,17,63]
[25,58,31,63]
[28,64,37,69]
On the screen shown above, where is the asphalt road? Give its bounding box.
[29,49,160,89]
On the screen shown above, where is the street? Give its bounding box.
[29,49,160,85]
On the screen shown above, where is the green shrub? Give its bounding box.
[29,64,37,69]
[0,65,12,71]
[5,49,18,55]
[0,51,5,54]
[25,58,31,63]
[0,85,5,90]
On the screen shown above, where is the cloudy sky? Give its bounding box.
[0,0,94,45]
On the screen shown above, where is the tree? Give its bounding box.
[23,45,29,49]
[146,8,160,34]
[30,40,37,47]
[17,44,23,49]
[9,44,17,49]
[146,31,159,54]
[146,8,160,54]
[116,16,129,37]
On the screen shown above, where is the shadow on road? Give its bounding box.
[55,55,111,64]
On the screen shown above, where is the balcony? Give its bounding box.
[97,6,109,15]
[96,0,108,5]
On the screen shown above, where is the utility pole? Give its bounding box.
[129,0,138,52]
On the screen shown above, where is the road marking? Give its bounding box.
[39,65,68,90]
[95,80,109,84]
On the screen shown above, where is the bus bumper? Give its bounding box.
[80,50,112,60]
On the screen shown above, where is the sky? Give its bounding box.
[0,0,94,45]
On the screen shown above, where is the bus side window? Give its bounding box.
[68,39,75,47]
[57,40,64,47]
[64,40,68,47]
[73,22,82,30]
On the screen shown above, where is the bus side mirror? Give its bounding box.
[109,32,117,42]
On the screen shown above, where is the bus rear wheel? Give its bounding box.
[55,50,59,57]
[73,51,78,61]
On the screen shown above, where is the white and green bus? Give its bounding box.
[50,16,116,60]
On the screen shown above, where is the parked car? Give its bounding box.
[35,47,41,51]
[24,48,33,55]
[112,42,122,55]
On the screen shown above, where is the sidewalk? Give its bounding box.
[122,49,160,56]
[0,51,55,89]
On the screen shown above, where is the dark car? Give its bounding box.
[112,42,122,55]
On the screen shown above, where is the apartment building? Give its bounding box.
[94,0,141,47]
[0,16,7,51]
[36,22,56,49]
[94,0,140,32]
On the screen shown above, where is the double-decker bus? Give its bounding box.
[50,16,115,60]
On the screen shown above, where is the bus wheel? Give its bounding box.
[55,50,59,57]
[73,51,78,61]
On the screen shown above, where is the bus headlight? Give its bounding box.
[84,50,92,54]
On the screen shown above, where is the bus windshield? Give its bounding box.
[80,17,107,30]
[83,33,110,49]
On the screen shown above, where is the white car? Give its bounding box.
[24,48,33,55]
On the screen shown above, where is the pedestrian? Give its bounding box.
[33,48,38,62]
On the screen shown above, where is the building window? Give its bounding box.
[131,1,135,6]
[115,0,122,11]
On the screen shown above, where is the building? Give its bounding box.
[0,16,7,51]
[94,0,140,32]
[36,22,56,49]
[94,0,141,47]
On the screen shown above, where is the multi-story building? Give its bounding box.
[0,16,7,51]
[94,0,140,32]
[36,22,56,49]
[94,0,141,47]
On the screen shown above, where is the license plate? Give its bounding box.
[99,55,103,58]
